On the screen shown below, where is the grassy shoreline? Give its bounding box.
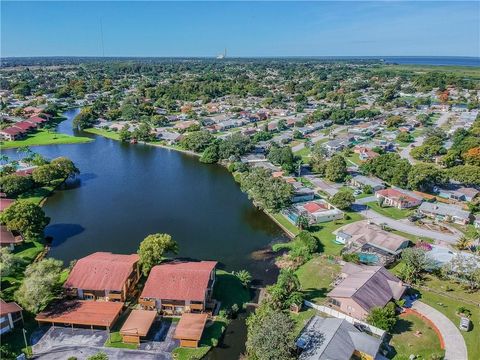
[0,130,93,149]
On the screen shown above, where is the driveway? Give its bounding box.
[351,205,460,243]
[412,301,468,360]
[32,346,171,360]
[32,327,108,354]
[139,319,178,352]
[305,175,341,196]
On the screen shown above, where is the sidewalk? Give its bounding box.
[412,301,468,360]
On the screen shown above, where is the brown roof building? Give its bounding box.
[36,300,123,329]
[174,313,208,348]
[327,263,406,320]
[0,300,23,334]
[64,252,140,302]
[120,309,157,344]
[0,225,23,250]
[140,261,217,315]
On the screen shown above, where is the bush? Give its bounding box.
[342,253,360,263]
[457,306,472,317]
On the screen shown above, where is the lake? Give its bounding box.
[4,109,288,284]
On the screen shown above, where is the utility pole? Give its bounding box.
[22,328,30,357]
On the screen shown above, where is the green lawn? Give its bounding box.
[271,211,364,255]
[291,308,317,336]
[366,201,413,220]
[213,270,252,310]
[0,130,92,149]
[346,153,362,166]
[104,331,138,350]
[388,313,444,360]
[296,256,341,304]
[84,127,120,140]
[17,186,56,204]
[294,146,312,163]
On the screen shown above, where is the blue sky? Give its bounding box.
[2,1,479,57]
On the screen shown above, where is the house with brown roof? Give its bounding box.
[139,260,217,315]
[64,252,140,302]
[0,300,23,334]
[0,225,23,250]
[335,221,410,265]
[0,127,25,141]
[174,313,208,348]
[375,188,422,209]
[327,263,407,320]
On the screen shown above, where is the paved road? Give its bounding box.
[33,346,171,360]
[399,112,451,164]
[412,301,468,360]
[351,204,460,243]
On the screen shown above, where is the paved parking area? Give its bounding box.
[140,319,179,352]
[33,346,172,360]
[32,327,108,354]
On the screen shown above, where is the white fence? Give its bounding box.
[303,300,386,338]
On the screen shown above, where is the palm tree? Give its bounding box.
[234,270,252,288]
[296,214,310,230]
[456,235,473,251]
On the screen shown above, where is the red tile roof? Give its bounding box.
[0,127,25,135]
[303,202,325,213]
[376,188,419,204]
[141,261,217,302]
[0,300,22,316]
[64,252,139,292]
[0,198,14,212]
[13,121,37,131]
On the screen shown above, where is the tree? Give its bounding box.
[87,352,109,360]
[234,270,252,288]
[325,155,347,182]
[51,157,79,179]
[32,164,62,185]
[73,107,96,130]
[240,168,293,211]
[119,124,131,142]
[137,233,179,275]
[0,247,25,277]
[218,133,252,160]
[246,304,296,360]
[385,115,403,128]
[295,214,310,230]
[330,189,355,210]
[14,258,64,313]
[0,201,49,240]
[268,146,296,173]
[407,163,446,192]
[366,302,397,332]
[396,132,413,143]
[400,248,433,284]
[200,143,220,164]
[266,269,302,310]
[443,254,480,291]
[179,130,214,152]
[0,174,34,196]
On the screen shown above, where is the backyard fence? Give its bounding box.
[303,300,386,339]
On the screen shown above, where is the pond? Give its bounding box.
[3,109,289,359]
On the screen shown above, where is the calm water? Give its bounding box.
[382,56,480,67]
[3,108,288,281]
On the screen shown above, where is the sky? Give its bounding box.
[1,1,479,58]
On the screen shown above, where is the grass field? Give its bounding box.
[296,256,341,304]
[388,313,444,360]
[366,201,413,220]
[0,130,92,149]
[84,127,121,140]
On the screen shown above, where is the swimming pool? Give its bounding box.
[358,252,379,265]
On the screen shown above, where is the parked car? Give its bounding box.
[459,317,471,332]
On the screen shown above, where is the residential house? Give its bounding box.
[0,225,23,250]
[335,221,410,265]
[64,252,140,302]
[156,131,182,145]
[327,263,407,320]
[418,202,471,225]
[291,182,315,203]
[285,199,344,224]
[375,188,423,209]
[174,120,199,131]
[435,186,479,203]
[139,261,217,315]
[296,316,381,360]
[0,198,14,212]
[240,154,267,164]
[13,121,37,133]
[0,300,23,334]
[0,127,25,141]
[350,175,385,192]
